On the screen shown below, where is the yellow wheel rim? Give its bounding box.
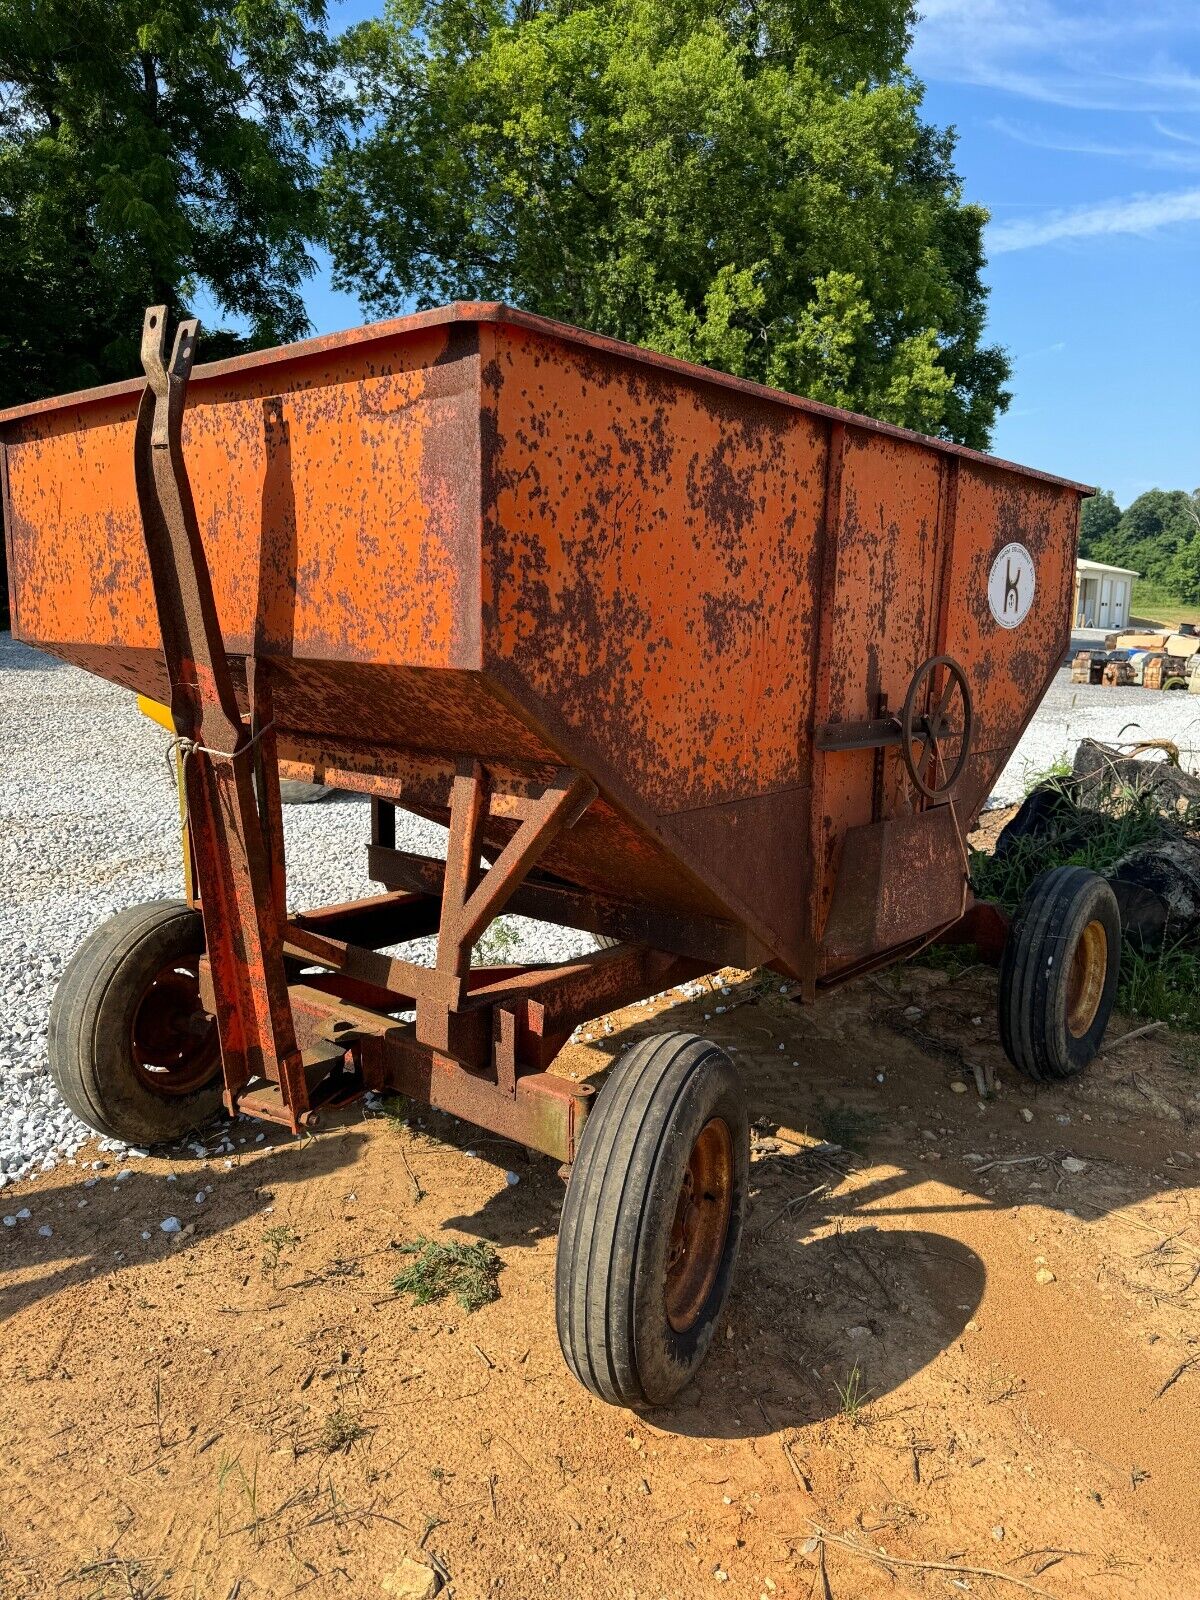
[1067,919,1108,1038]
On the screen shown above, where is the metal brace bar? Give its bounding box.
[134,306,307,1129]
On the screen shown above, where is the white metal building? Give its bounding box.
[1074,557,1138,631]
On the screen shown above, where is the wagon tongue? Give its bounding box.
[134,307,314,1130]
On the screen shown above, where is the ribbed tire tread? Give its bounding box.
[556,1031,748,1409]
[48,900,222,1144]
[998,866,1121,1081]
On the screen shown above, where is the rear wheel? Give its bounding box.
[998,867,1121,1081]
[556,1032,748,1408]
[48,900,223,1144]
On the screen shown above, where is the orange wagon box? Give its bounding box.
[2,304,1106,1406]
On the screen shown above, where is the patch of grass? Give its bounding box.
[1130,580,1200,628]
[380,1093,412,1132]
[817,1101,881,1154]
[216,1453,260,1539]
[475,916,520,963]
[1023,755,1073,793]
[260,1223,298,1276]
[1118,939,1200,1031]
[319,1406,367,1454]
[392,1236,502,1312]
[970,776,1200,1031]
[968,783,1168,916]
[909,941,980,976]
[834,1363,870,1421]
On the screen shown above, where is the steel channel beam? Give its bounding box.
[288,984,592,1161]
[367,845,753,966]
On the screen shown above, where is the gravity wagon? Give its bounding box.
[0,304,1114,1406]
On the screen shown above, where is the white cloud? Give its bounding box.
[1153,118,1200,145]
[987,187,1200,252]
[1018,340,1067,360]
[913,0,1200,112]
[989,115,1200,170]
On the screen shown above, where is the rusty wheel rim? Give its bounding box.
[130,958,220,1096]
[1066,919,1108,1038]
[665,1117,734,1333]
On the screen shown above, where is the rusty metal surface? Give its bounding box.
[287,983,592,1162]
[134,309,306,1128]
[0,302,1093,494]
[819,808,969,970]
[4,301,1086,981]
[366,845,757,966]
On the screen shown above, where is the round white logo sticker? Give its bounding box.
[988,542,1036,629]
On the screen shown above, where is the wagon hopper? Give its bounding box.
[2,305,1116,1406]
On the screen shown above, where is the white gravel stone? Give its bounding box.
[988,669,1200,806]
[6,634,1200,1180]
[160,1217,182,1234]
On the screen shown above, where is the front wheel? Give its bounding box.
[998,866,1121,1081]
[555,1032,749,1408]
[48,900,223,1145]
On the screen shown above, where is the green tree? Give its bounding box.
[1082,488,1200,605]
[324,0,1011,448]
[0,0,342,409]
[1078,489,1121,557]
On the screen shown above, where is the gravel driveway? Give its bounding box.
[5,632,1200,1182]
[989,670,1200,802]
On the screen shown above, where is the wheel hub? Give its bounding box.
[130,958,220,1096]
[665,1117,734,1333]
[1066,918,1108,1038]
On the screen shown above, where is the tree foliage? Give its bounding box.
[0,0,342,407]
[324,0,1011,447]
[1078,488,1121,552]
[1081,487,1200,604]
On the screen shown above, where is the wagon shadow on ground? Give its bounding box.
[442,962,1199,1436]
[0,633,70,670]
[0,1129,367,1326]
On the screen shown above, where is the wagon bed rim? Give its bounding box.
[0,301,1094,497]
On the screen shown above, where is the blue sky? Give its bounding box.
[303,0,1200,505]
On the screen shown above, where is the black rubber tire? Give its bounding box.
[998,866,1122,1081]
[555,1032,749,1409]
[48,900,223,1145]
[278,779,334,804]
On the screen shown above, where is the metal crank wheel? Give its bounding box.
[901,654,974,801]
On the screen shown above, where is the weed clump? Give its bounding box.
[319,1406,367,1453]
[392,1236,502,1312]
[834,1363,871,1421]
[817,1101,881,1154]
[261,1223,298,1276]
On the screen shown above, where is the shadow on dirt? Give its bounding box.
[437,959,1198,1433]
[664,1225,985,1438]
[0,1129,367,1326]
